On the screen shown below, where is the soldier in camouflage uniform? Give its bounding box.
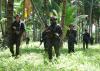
[48,17,62,60]
[41,17,62,61]
[66,25,77,53]
[83,29,90,50]
[9,15,25,57]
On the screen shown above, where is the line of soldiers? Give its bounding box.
[41,16,91,61]
[8,15,91,60]
[41,16,77,60]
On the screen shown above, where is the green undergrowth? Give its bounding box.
[0,42,100,71]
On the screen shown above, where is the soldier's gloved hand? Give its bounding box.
[55,33,59,37]
[13,26,16,30]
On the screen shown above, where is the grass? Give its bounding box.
[0,42,100,71]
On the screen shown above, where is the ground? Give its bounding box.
[0,42,100,71]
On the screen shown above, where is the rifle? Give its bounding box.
[40,39,43,45]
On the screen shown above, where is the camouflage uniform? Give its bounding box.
[66,25,77,53]
[47,17,62,60]
[9,15,25,57]
[83,29,90,49]
[42,17,62,60]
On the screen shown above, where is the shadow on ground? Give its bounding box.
[82,48,100,57]
[60,47,83,54]
[21,47,44,54]
[21,45,100,58]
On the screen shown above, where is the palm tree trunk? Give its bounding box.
[0,0,1,20]
[97,17,100,43]
[89,0,93,36]
[95,22,98,43]
[61,0,67,28]
[44,0,49,23]
[5,0,7,17]
[6,0,14,35]
[98,17,100,43]
[4,0,7,35]
[60,0,67,47]
[0,0,4,36]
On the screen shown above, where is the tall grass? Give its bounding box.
[0,42,100,71]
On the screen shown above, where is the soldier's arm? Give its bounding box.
[56,25,62,37]
[41,31,47,42]
[74,30,77,38]
[11,22,15,30]
[88,33,91,42]
[40,31,46,45]
[59,27,62,37]
[20,23,25,36]
[74,30,77,44]
[41,32,45,41]
[11,22,16,33]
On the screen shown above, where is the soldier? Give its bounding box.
[66,24,77,53]
[83,29,90,50]
[46,16,62,61]
[9,15,25,58]
[41,24,49,52]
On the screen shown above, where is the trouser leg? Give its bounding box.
[68,42,74,53]
[9,45,14,56]
[9,38,14,56]
[83,41,85,50]
[46,41,52,60]
[71,43,74,52]
[44,43,48,53]
[48,46,52,60]
[68,42,71,53]
[16,40,20,56]
[86,42,88,49]
[54,44,60,58]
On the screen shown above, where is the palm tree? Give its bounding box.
[0,0,4,36]
[89,0,93,36]
[61,0,67,28]
[44,0,49,17]
[6,0,14,34]
[5,0,7,17]
[0,0,1,20]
